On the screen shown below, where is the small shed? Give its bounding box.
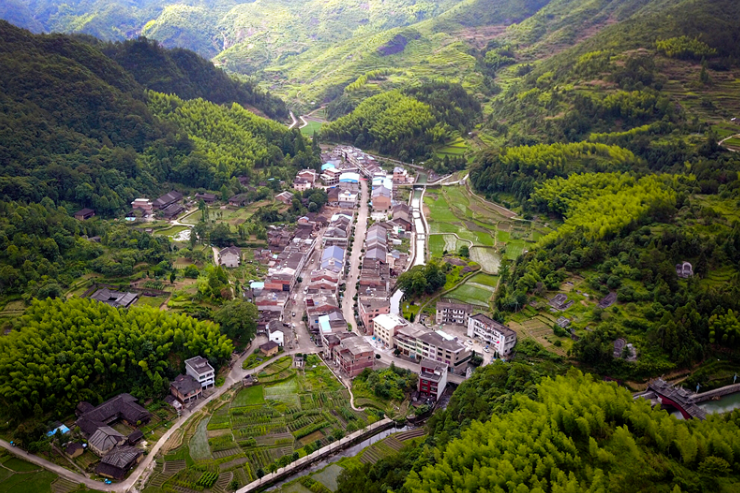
[260,341,280,357]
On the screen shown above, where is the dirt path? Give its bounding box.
[719,133,740,152]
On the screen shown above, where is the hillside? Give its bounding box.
[0,20,301,214]
[464,0,740,379]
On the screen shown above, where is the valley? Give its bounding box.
[1,0,740,492]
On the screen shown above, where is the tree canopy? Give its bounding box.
[0,297,232,419]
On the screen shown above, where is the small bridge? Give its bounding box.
[644,379,707,420]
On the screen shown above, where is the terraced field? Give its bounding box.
[424,184,546,273]
[146,355,377,492]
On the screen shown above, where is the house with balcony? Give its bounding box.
[185,356,215,389]
[467,313,517,357]
[435,299,474,326]
[418,359,448,401]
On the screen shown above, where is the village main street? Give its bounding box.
[342,179,369,329]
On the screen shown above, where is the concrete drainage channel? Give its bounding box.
[236,418,396,492]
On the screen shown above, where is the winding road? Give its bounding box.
[719,133,740,152]
[0,337,327,492]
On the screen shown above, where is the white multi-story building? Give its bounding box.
[373,313,407,348]
[467,314,517,356]
[185,356,215,389]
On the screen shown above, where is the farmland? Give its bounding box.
[423,184,548,274]
[145,355,379,492]
[0,449,102,493]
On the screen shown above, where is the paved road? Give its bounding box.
[285,231,326,352]
[342,180,369,330]
[0,336,327,492]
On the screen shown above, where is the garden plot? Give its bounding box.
[189,418,213,461]
[312,464,344,492]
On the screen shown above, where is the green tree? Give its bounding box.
[214,300,258,344]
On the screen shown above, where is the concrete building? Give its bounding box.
[467,314,517,356]
[321,245,346,273]
[359,297,391,331]
[269,328,284,347]
[373,313,407,348]
[371,186,392,211]
[218,246,241,268]
[293,178,312,191]
[332,336,375,377]
[170,374,202,404]
[417,331,471,369]
[339,172,360,184]
[338,190,358,209]
[435,300,474,326]
[297,169,318,185]
[418,359,448,401]
[185,356,215,389]
[322,168,341,186]
[393,167,411,184]
[394,323,428,359]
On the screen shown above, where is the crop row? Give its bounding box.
[292,420,329,439]
[246,449,272,470]
[287,415,319,432]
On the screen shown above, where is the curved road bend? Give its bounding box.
[0,336,326,493]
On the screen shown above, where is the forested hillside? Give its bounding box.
[0,21,301,214]
[101,37,288,119]
[320,83,481,160]
[0,297,232,418]
[337,362,740,493]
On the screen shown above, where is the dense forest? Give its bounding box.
[0,21,301,213]
[0,297,232,419]
[320,83,481,161]
[338,363,740,493]
[100,37,288,120]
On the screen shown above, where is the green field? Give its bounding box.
[233,385,265,407]
[423,185,539,272]
[145,355,376,491]
[155,225,188,237]
[300,120,323,136]
[447,282,493,307]
[0,452,101,493]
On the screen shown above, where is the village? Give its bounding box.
[13,145,518,492]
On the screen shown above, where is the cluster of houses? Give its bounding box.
[129,190,186,220]
[65,356,216,481]
[252,231,317,331]
[357,219,410,332]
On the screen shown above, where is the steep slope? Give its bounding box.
[0,21,304,214]
[467,0,740,378]
[101,37,288,119]
[265,0,550,107]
